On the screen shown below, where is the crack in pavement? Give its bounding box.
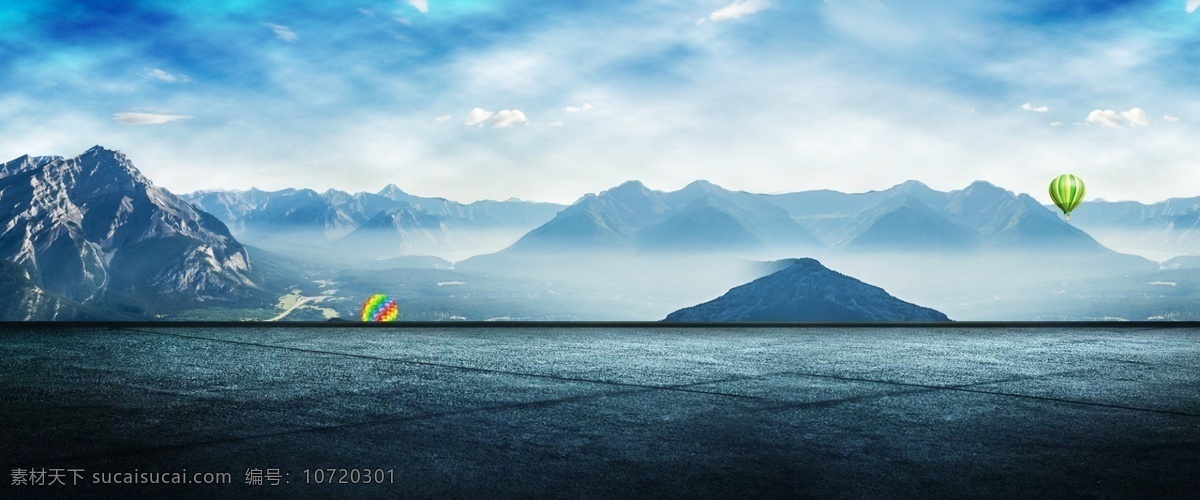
[780,370,1200,418]
[119,327,770,400]
[124,327,1200,417]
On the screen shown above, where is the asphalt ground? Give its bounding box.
[1,325,1197,499]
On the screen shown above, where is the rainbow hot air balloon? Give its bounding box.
[1049,174,1086,222]
[360,294,400,322]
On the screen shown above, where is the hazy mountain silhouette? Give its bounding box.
[184,184,563,258]
[838,195,978,251]
[1066,196,1200,256]
[766,180,1112,253]
[664,258,950,322]
[507,180,820,254]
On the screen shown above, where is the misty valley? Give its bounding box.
[3,147,1200,322]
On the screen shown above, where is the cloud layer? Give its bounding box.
[462,108,529,128]
[1,1,1198,205]
[112,113,193,125]
[700,0,772,24]
[1085,108,1150,128]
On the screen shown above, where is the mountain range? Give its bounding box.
[0,145,1190,321]
[665,258,951,322]
[506,180,821,254]
[183,183,565,258]
[182,173,1140,259]
[496,178,1112,256]
[767,180,1108,253]
[1060,197,1200,257]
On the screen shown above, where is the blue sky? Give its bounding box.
[1,0,1198,204]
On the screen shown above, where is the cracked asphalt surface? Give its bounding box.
[1,326,1197,498]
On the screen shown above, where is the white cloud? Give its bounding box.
[491,109,529,128]
[700,0,771,24]
[147,68,191,84]
[358,8,374,16]
[1085,108,1151,128]
[1085,110,1124,127]
[1164,115,1181,122]
[1020,102,1048,112]
[565,103,593,113]
[406,0,429,14]
[263,23,299,42]
[464,108,494,126]
[113,112,193,125]
[460,108,529,128]
[550,121,565,127]
[148,69,176,82]
[434,115,451,122]
[1120,107,1150,126]
[1189,0,1200,14]
[1050,122,1064,127]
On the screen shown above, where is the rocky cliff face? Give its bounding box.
[0,146,261,312]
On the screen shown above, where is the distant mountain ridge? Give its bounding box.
[500,178,1111,256]
[184,183,565,257]
[768,180,1109,253]
[664,258,951,322]
[1064,196,1200,256]
[506,180,822,254]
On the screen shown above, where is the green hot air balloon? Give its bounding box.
[1049,174,1086,221]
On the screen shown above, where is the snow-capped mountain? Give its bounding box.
[0,147,262,311]
[664,258,951,322]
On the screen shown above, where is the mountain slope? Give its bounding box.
[664,258,951,322]
[0,147,265,313]
[184,188,274,232]
[946,181,1104,252]
[1,154,62,180]
[335,205,457,255]
[838,195,977,251]
[506,181,668,252]
[238,189,360,239]
[0,260,103,320]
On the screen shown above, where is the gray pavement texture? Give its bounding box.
[0,326,1198,499]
